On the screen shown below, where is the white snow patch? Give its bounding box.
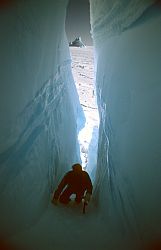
[70,46,99,178]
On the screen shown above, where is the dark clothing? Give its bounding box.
[54,170,93,204]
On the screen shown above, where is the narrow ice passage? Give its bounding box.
[0,1,161,250]
[69,46,99,181]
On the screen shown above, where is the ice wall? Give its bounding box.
[0,0,83,238]
[1,1,161,249]
[90,0,161,248]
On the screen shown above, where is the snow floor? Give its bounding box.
[10,200,112,250]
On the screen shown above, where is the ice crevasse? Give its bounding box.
[0,1,161,249]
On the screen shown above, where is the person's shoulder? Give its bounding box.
[82,170,90,177]
[65,170,73,177]
[65,170,73,175]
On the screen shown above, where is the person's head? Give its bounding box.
[72,163,82,172]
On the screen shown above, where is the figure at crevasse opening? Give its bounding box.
[52,163,93,205]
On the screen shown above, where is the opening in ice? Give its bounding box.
[66,0,99,181]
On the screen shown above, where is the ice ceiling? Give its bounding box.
[0,1,161,249]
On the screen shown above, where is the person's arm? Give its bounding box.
[84,173,93,203]
[52,173,68,202]
[86,173,93,195]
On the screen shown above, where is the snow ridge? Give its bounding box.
[90,0,155,45]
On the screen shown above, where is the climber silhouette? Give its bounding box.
[52,163,93,205]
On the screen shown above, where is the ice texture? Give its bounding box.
[0,0,83,238]
[91,1,161,248]
[90,0,155,45]
[0,0,161,249]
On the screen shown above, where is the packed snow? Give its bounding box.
[0,0,161,250]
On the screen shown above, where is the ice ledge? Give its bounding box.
[90,0,155,45]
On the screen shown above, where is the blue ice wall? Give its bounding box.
[0,0,82,237]
[1,1,161,249]
[91,1,161,249]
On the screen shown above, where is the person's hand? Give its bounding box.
[84,192,91,203]
[51,198,58,205]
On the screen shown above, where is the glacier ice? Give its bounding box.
[0,0,161,249]
[91,1,161,248]
[0,0,83,239]
[90,0,155,45]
